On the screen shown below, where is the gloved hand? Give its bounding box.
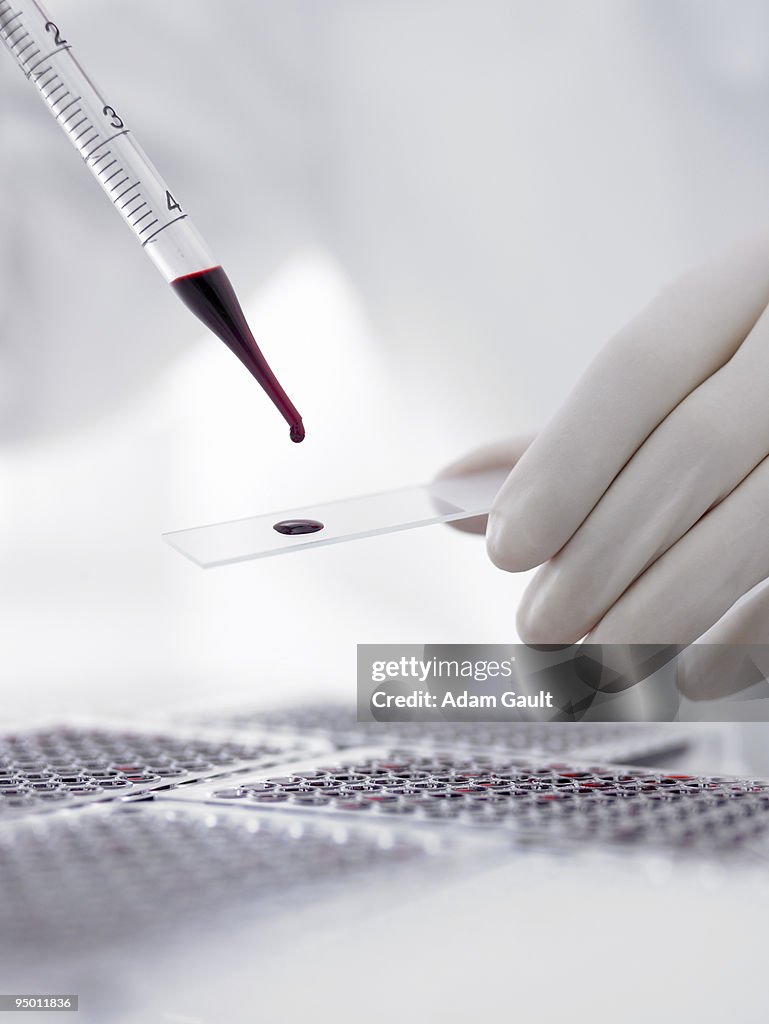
[443,234,769,693]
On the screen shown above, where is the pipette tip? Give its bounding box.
[171,266,305,444]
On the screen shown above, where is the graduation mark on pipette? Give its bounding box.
[0,0,305,442]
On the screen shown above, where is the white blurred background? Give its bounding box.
[2,0,769,718]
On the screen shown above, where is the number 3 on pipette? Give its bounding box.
[0,0,305,442]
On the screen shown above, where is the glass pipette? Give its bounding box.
[0,0,305,442]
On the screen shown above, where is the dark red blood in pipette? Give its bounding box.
[171,266,305,442]
[273,519,324,536]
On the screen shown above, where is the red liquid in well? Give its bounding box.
[171,266,305,442]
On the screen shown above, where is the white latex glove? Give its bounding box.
[445,235,769,666]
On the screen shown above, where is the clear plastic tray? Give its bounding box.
[159,746,769,856]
